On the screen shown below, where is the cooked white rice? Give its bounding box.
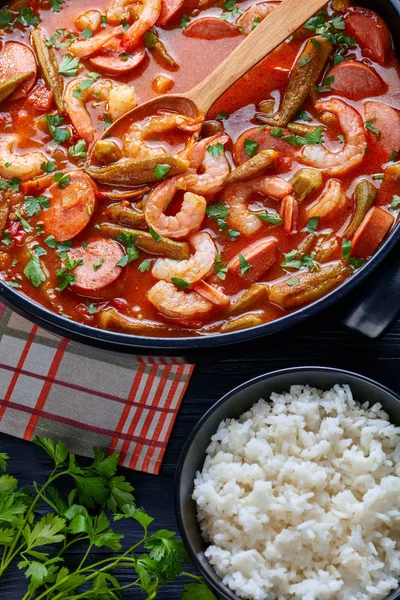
[193,384,400,600]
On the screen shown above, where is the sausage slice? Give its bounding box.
[157,0,185,25]
[69,239,124,293]
[183,18,240,40]
[90,40,146,74]
[43,171,97,242]
[351,207,394,258]
[326,60,387,101]
[0,42,37,100]
[364,101,400,162]
[345,7,392,66]
[223,237,278,294]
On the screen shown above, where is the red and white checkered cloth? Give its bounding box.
[0,303,194,474]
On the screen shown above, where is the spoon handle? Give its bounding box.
[185,0,327,114]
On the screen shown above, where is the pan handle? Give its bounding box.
[342,247,400,338]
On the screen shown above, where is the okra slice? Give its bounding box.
[100,224,190,260]
[86,155,189,185]
[31,28,65,114]
[344,179,376,238]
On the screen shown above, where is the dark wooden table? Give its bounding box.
[1,297,400,598]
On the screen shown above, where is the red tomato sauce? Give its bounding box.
[0,0,399,337]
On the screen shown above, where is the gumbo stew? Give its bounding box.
[0,0,399,337]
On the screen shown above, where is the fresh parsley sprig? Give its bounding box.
[0,439,216,599]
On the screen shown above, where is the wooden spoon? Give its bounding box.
[90,0,327,154]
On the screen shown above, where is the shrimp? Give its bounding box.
[152,232,216,283]
[148,280,213,319]
[144,175,206,239]
[123,113,201,161]
[307,179,347,220]
[300,99,367,176]
[75,10,102,32]
[0,136,46,180]
[236,1,280,35]
[184,134,230,195]
[120,0,162,50]
[223,175,293,236]
[69,26,123,59]
[107,0,141,23]
[64,77,136,142]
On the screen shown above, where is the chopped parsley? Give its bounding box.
[215,111,229,121]
[24,254,46,287]
[115,231,139,266]
[238,254,252,276]
[214,250,228,280]
[149,227,162,242]
[390,195,400,211]
[143,31,157,48]
[389,150,399,162]
[69,140,88,158]
[41,161,56,173]
[243,138,259,158]
[171,277,190,290]
[180,13,190,29]
[316,76,335,93]
[342,238,364,268]
[207,143,224,158]
[154,164,171,180]
[15,208,32,233]
[138,259,152,272]
[44,114,72,144]
[81,28,93,38]
[72,72,100,99]
[102,113,113,129]
[86,301,98,314]
[365,119,380,138]
[304,11,357,48]
[306,216,320,234]
[296,110,311,122]
[256,210,282,225]
[286,277,299,286]
[45,236,72,251]
[221,0,243,22]
[24,196,50,217]
[338,134,345,143]
[59,53,80,77]
[54,173,71,189]
[299,57,312,67]
[270,127,284,138]
[282,126,324,147]
[56,257,83,291]
[16,6,39,27]
[50,0,64,12]
[373,173,384,181]
[93,258,104,271]
[281,249,318,272]
[206,201,230,231]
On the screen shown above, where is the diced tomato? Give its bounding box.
[28,83,54,112]
[9,221,25,246]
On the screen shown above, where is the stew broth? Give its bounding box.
[0,0,399,337]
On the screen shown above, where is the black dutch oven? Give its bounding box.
[1,0,400,356]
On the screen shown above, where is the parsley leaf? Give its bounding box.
[256,210,282,224]
[50,0,64,12]
[238,253,252,276]
[171,277,190,290]
[41,161,56,173]
[365,119,381,138]
[154,164,172,180]
[306,216,320,233]
[149,227,162,242]
[24,196,50,217]
[243,138,259,158]
[207,142,224,158]
[24,254,46,287]
[53,173,71,189]
[180,13,190,28]
[69,140,87,158]
[86,302,98,314]
[390,195,400,211]
[59,53,80,77]
[342,238,364,268]
[138,259,152,272]
[215,111,229,120]
[214,250,228,280]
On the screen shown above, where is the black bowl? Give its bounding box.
[176,366,400,600]
[2,0,400,354]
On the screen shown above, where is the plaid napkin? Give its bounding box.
[0,303,194,474]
